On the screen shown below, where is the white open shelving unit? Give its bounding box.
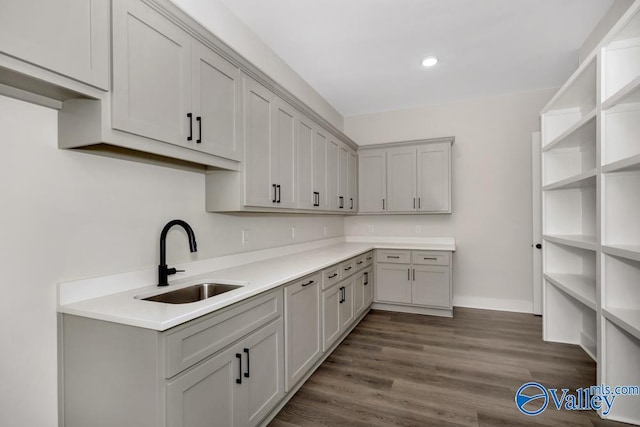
[541,2,640,424]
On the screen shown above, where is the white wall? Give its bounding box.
[171,0,344,130]
[345,88,556,313]
[0,95,343,427]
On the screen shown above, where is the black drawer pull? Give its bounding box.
[272,184,277,203]
[366,256,372,260]
[187,113,193,141]
[357,261,363,265]
[344,266,352,271]
[235,353,242,384]
[423,257,438,261]
[196,116,202,143]
[328,273,338,279]
[364,272,369,285]
[243,348,250,378]
[302,280,314,287]
[387,256,400,259]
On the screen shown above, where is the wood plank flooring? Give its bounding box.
[270,308,628,427]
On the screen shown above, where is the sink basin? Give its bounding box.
[141,283,242,304]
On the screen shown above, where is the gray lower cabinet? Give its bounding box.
[354,266,374,316]
[374,249,453,317]
[284,273,322,391]
[322,283,342,351]
[61,289,284,427]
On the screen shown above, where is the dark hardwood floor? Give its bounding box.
[270,308,627,427]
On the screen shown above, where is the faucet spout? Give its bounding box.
[158,219,198,286]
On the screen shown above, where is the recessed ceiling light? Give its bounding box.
[422,57,438,67]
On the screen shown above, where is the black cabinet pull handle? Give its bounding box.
[413,268,416,281]
[272,184,277,203]
[387,256,400,259]
[364,272,368,285]
[357,261,363,265]
[350,198,353,209]
[418,198,421,209]
[339,196,344,208]
[277,185,281,203]
[413,198,416,209]
[344,266,352,271]
[313,192,320,207]
[366,256,372,260]
[187,113,193,141]
[423,257,438,261]
[196,116,202,143]
[407,269,410,281]
[235,353,242,384]
[339,286,344,303]
[328,273,338,279]
[302,280,314,287]
[382,198,385,210]
[243,348,250,378]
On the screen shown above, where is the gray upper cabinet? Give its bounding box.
[272,99,297,209]
[326,138,340,211]
[358,149,387,213]
[348,150,358,212]
[358,137,453,214]
[313,128,329,209]
[0,0,109,90]
[111,0,242,161]
[338,143,350,211]
[297,116,316,209]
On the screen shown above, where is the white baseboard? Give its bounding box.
[453,296,533,314]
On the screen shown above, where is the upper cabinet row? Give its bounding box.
[205,78,358,214]
[359,138,453,214]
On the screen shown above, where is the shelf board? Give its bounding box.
[544,234,597,251]
[544,273,597,311]
[543,169,596,191]
[602,153,640,173]
[603,74,640,110]
[542,110,596,152]
[603,244,640,262]
[603,307,640,342]
[542,57,596,113]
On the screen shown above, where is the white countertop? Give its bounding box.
[58,238,455,331]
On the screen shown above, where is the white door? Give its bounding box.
[363,267,374,306]
[412,265,451,308]
[191,41,242,160]
[322,285,341,351]
[271,99,297,208]
[339,280,355,331]
[358,150,386,213]
[353,272,365,315]
[417,142,451,212]
[296,117,315,209]
[313,128,328,209]
[243,78,275,207]
[326,138,340,210]
[375,264,412,304]
[532,131,543,315]
[387,147,417,212]
[112,0,192,146]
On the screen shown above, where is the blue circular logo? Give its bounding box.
[515,382,548,416]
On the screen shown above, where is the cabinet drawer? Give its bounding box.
[323,265,341,290]
[289,272,321,292]
[164,290,282,378]
[411,251,450,266]
[376,250,410,264]
[340,259,356,278]
[353,255,366,270]
[363,251,374,267]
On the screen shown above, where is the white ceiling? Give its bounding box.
[216,0,614,117]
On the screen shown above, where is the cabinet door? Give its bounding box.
[387,147,417,212]
[244,78,275,207]
[241,321,285,426]
[359,150,387,212]
[375,264,412,304]
[326,138,340,210]
[363,267,374,307]
[412,265,451,308]
[338,143,349,211]
[166,345,239,427]
[417,143,451,212]
[339,280,355,332]
[272,99,297,208]
[348,150,358,212]
[192,41,242,160]
[284,277,321,390]
[112,0,192,146]
[0,0,109,89]
[297,117,315,209]
[322,285,341,351]
[313,129,328,209]
[353,273,365,316]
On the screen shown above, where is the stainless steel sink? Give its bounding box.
[141,283,242,304]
